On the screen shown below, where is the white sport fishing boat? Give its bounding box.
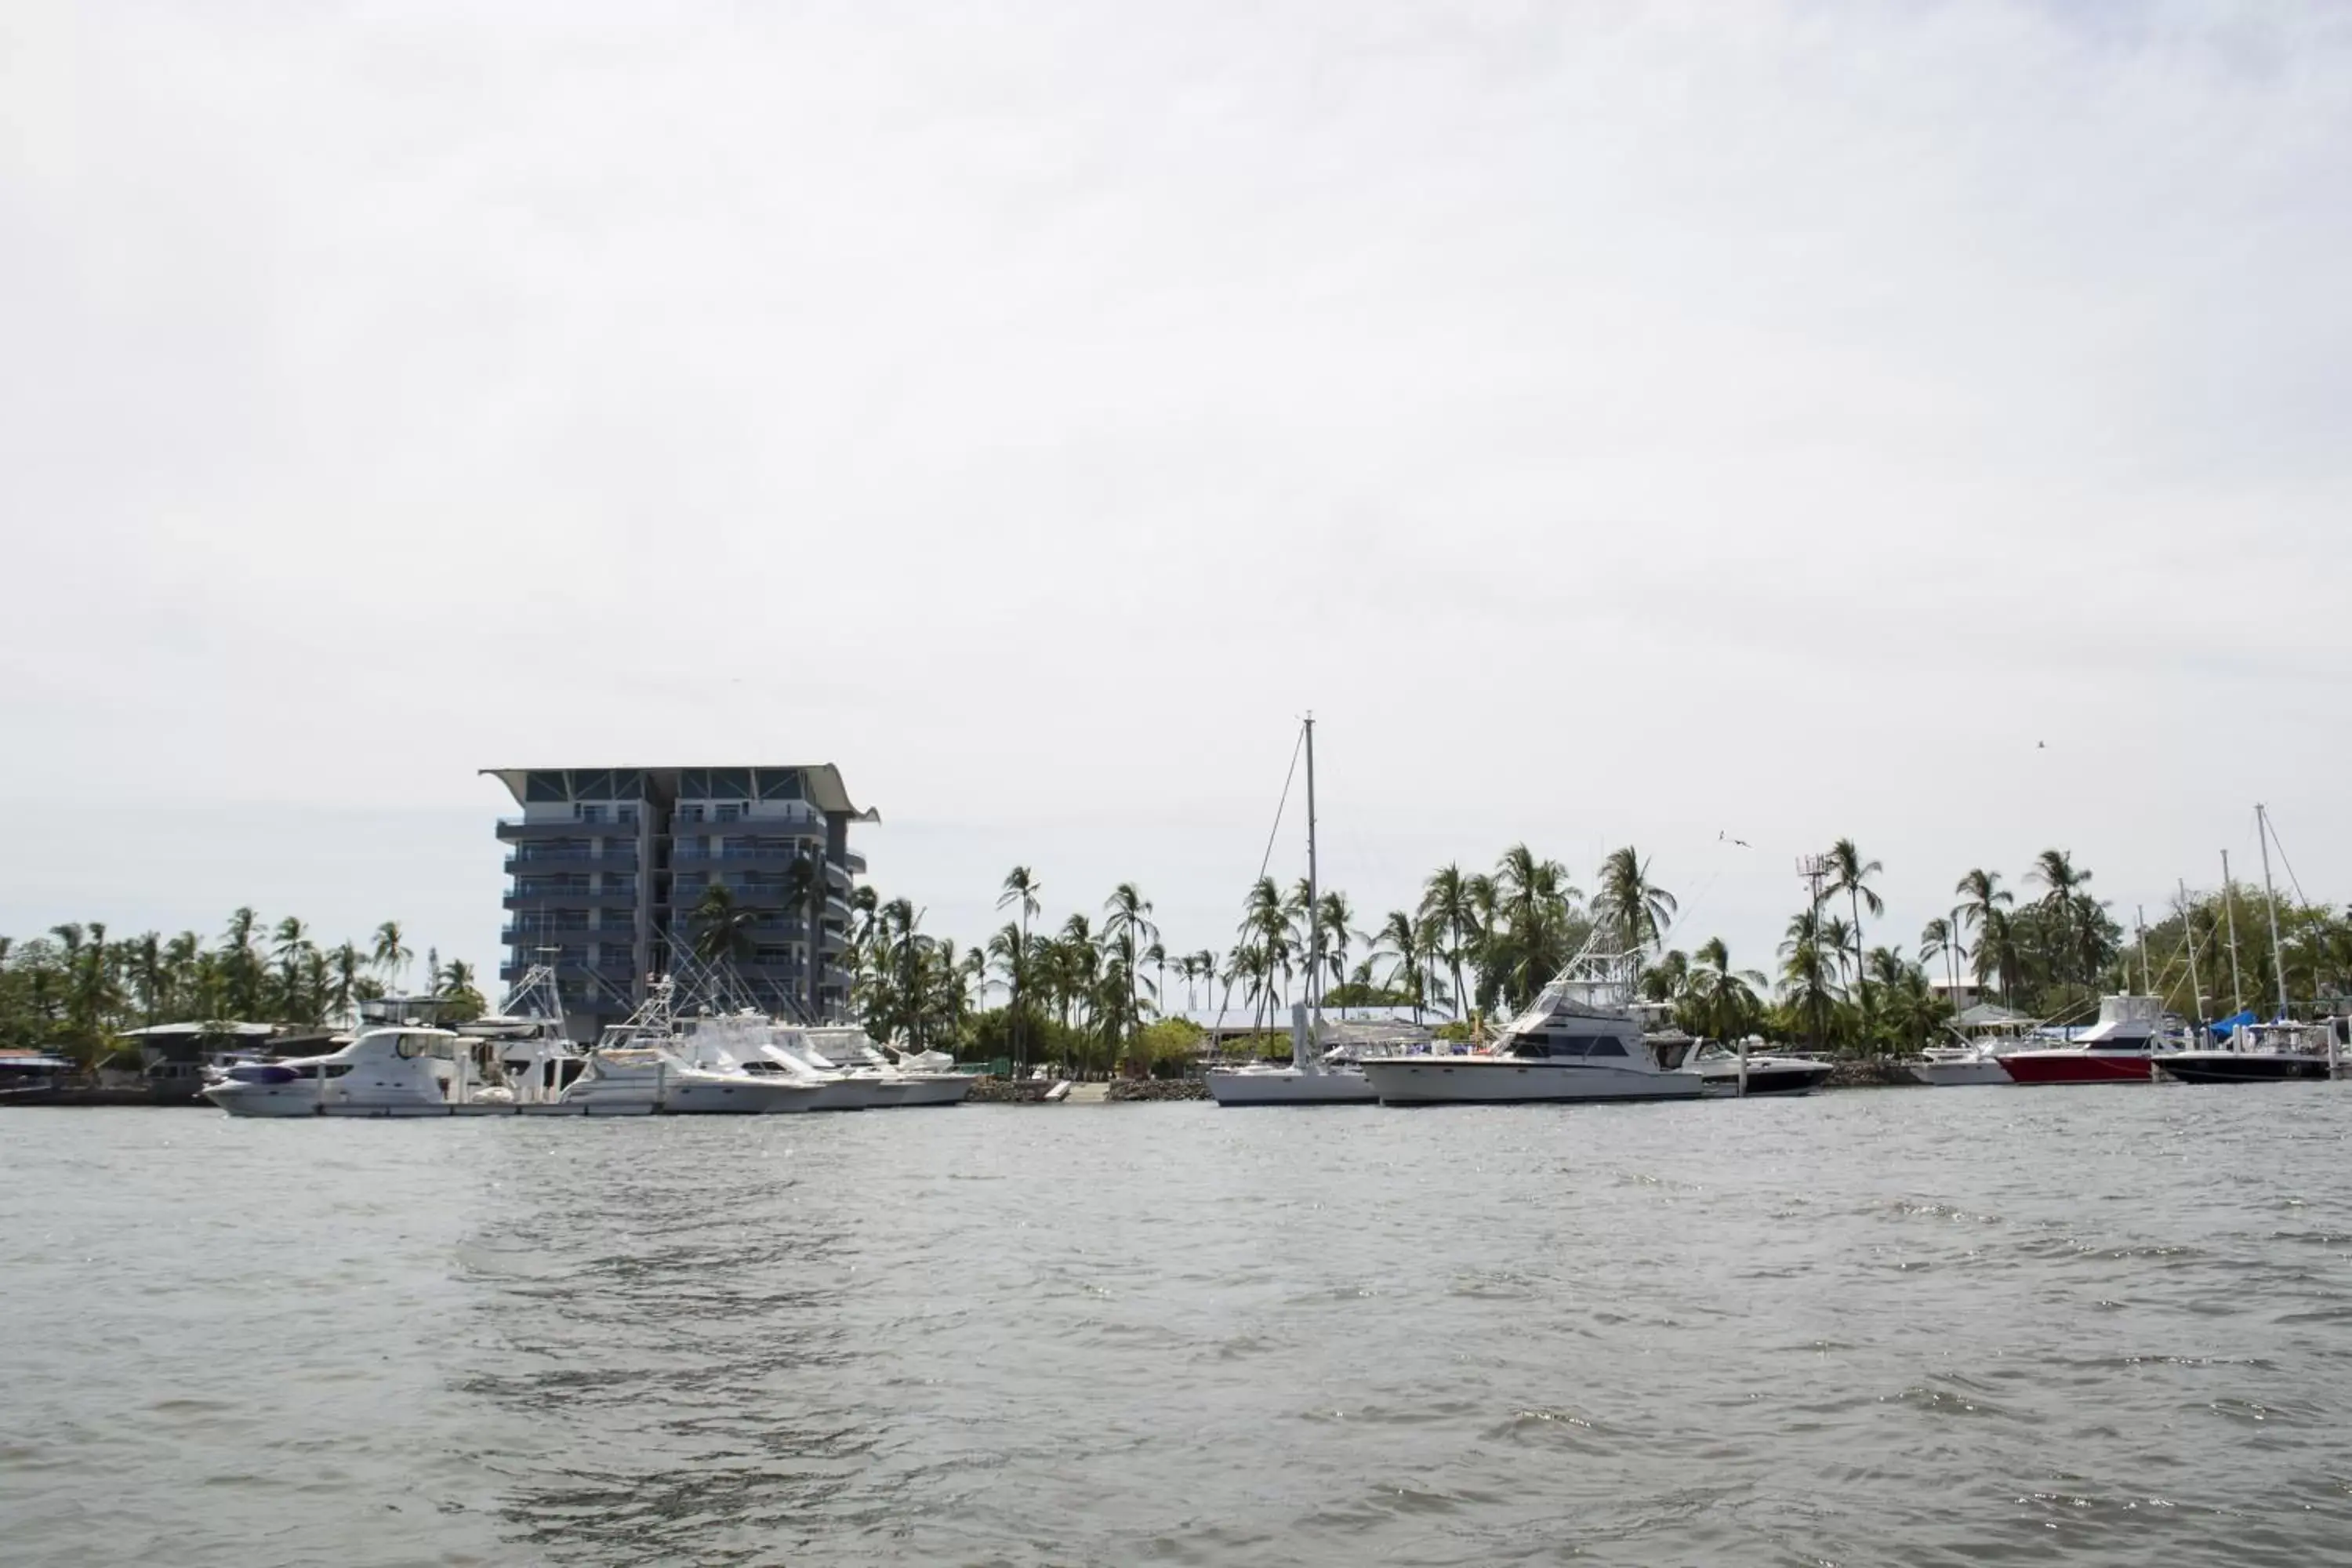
[804,1025,973,1107]
[1359,948,1705,1105]
[1907,1040,2011,1087]
[561,982,823,1114]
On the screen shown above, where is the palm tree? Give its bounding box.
[1595,846,1678,957]
[1918,917,1965,1021]
[371,920,412,993]
[328,942,365,1025]
[1316,891,1358,996]
[997,868,1043,1071]
[1239,877,1291,1025]
[1780,908,1840,1051]
[1974,908,2020,1006]
[1823,839,1883,1018]
[2028,849,2092,989]
[1419,863,1478,1020]
[1684,937,1766,1041]
[1102,883,1159,1062]
[129,931,165,1027]
[1638,947,1691,1006]
[1373,910,1422,1021]
[272,916,310,1018]
[690,884,758,965]
[1951,868,2014,1003]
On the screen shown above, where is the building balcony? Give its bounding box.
[503,852,628,875]
[670,843,821,865]
[496,815,643,840]
[501,924,591,945]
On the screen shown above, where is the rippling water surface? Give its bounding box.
[5,1089,2351,1565]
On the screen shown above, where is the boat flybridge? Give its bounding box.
[1359,948,1707,1105]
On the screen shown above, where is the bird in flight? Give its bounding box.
[1719,831,1751,848]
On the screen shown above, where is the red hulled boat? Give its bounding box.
[1996,995,2165,1085]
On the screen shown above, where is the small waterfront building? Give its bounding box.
[1929,975,1988,1011]
[481,765,877,1040]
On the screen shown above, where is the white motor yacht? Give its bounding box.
[204,1025,504,1117]
[1359,949,1705,1105]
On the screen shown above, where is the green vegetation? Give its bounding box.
[853,839,2350,1069]
[0,909,486,1062]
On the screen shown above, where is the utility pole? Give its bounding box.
[1797,854,1831,1051]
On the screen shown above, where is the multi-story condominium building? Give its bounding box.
[483,765,874,1038]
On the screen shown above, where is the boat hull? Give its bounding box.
[2156,1052,2332,1084]
[1699,1063,1834,1098]
[1909,1058,2012,1087]
[890,1075,974,1107]
[1361,1059,1704,1105]
[1996,1051,2155,1085]
[1206,1068,1379,1105]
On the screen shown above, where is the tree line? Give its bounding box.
[0,912,486,1058]
[810,839,2348,1065]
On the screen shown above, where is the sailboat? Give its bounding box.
[2157,804,2344,1085]
[1206,717,1379,1107]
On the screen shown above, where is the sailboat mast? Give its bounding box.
[2178,879,2203,1026]
[1304,713,1321,1025]
[2256,804,2290,1018]
[2220,848,2245,1014]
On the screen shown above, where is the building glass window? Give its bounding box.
[759,770,804,800]
[525,771,566,803]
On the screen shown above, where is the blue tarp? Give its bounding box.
[2207,1010,2261,1036]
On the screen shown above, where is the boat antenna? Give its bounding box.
[2256,804,2291,1019]
[2219,849,2245,1014]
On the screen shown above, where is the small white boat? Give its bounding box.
[1907,1040,2012,1087]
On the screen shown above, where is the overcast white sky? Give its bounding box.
[4,2,2347,993]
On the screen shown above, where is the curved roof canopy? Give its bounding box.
[480,765,877,822]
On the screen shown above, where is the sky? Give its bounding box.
[4,1,2349,996]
